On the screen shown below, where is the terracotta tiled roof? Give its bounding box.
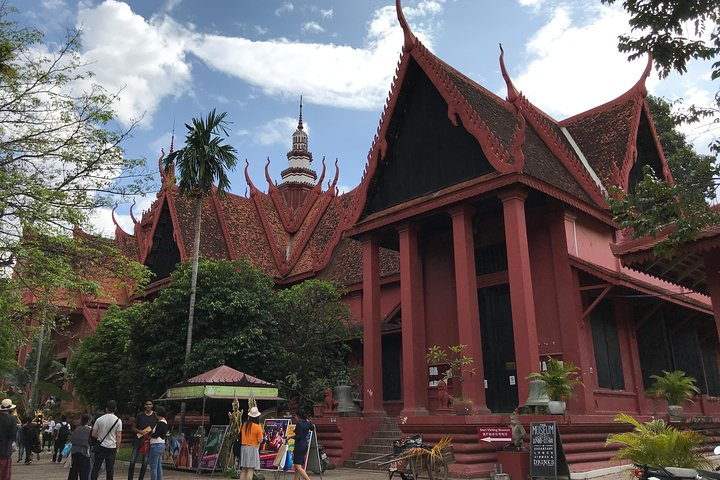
[187,365,275,387]
[563,98,639,188]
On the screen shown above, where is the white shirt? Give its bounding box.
[45,420,55,433]
[92,413,122,449]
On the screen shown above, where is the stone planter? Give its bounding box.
[312,403,325,418]
[668,404,683,420]
[548,400,566,415]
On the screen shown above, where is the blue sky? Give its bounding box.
[18,0,717,236]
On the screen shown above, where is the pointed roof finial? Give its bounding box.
[499,44,519,103]
[396,0,416,52]
[298,95,304,130]
[170,118,175,154]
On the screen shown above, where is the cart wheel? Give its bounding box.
[427,459,448,480]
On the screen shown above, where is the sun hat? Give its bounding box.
[248,406,261,418]
[0,399,16,411]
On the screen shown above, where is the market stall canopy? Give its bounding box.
[159,365,281,401]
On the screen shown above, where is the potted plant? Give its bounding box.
[606,413,711,468]
[648,370,700,419]
[426,344,476,415]
[527,357,582,414]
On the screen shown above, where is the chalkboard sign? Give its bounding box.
[530,422,569,478]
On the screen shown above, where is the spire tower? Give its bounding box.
[280,96,317,188]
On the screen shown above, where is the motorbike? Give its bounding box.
[634,446,720,480]
[309,442,333,474]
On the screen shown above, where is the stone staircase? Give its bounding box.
[344,417,403,470]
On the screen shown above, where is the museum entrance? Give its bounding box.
[478,284,518,413]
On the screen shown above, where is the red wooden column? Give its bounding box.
[398,223,429,416]
[706,250,720,339]
[499,189,540,407]
[449,204,490,414]
[548,211,594,413]
[362,235,386,416]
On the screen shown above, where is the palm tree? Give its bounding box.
[163,110,238,431]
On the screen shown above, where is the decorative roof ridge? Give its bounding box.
[559,55,652,127]
[210,190,237,260]
[129,198,139,226]
[285,186,335,271]
[612,99,644,190]
[433,53,513,111]
[312,194,357,274]
[248,184,290,276]
[413,40,521,171]
[244,160,259,197]
[514,91,608,207]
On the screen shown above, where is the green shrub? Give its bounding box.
[648,370,700,405]
[606,413,711,468]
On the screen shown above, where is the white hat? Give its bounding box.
[248,406,261,418]
[0,399,16,411]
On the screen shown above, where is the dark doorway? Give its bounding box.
[382,332,402,401]
[478,284,518,412]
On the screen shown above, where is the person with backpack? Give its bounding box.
[67,413,92,480]
[53,414,71,463]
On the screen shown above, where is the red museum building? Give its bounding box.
[30,1,720,476]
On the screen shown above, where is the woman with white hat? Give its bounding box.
[239,407,263,480]
[0,398,18,480]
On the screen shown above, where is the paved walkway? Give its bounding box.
[8,455,389,480]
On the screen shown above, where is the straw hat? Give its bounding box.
[0,399,16,411]
[248,406,261,418]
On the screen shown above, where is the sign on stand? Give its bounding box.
[530,422,569,478]
[477,427,512,444]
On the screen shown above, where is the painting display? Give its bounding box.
[259,419,291,470]
[198,425,228,471]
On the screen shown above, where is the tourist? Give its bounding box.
[239,407,263,480]
[67,413,92,480]
[90,400,122,480]
[15,415,24,463]
[0,399,18,480]
[147,406,167,480]
[22,416,39,464]
[44,415,55,452]
[291,409,314,480]
[53,414,71,462]
[129,400,157,480]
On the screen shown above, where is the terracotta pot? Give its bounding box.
[452,399,473,415]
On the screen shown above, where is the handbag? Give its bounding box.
[61,441,72,458]
[283,445,293,471]
[272,444,287,468]
[139,436,150,455]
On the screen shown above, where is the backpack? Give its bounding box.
[57,422,70,442]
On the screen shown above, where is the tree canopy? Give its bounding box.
[69,259,358,413]
[0,3,151,376]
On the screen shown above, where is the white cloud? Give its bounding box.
[255,25,268,35]
[42,0,67,10]
[513,3,658,119]
[255,117,306,146]
[184,1,444,111]
[275,3,294,16]
[75,0,192,127]
[320,9,333,19]
[302,22,324,34]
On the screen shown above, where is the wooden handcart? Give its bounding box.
[358,435,453,480]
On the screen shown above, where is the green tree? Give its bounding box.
[67,304,136,410]
[601,0,719,153]
[69,260,358,414]
[0,3,151,381]
[163,110,238,430]
[277,280,360,407]
[607,96,720,257]
[125,259,279,407]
